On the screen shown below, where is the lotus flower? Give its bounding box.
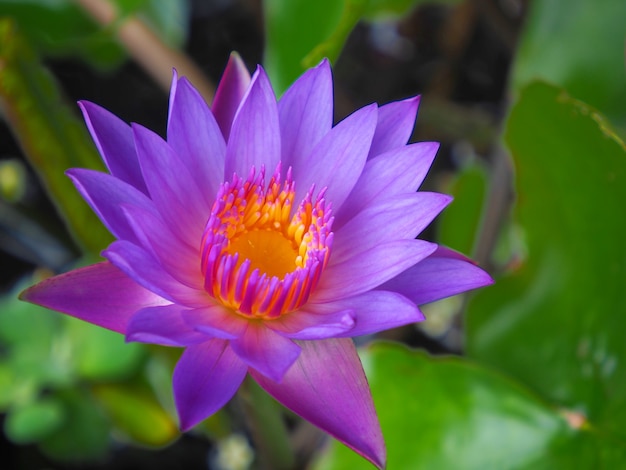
[21,53,492,468]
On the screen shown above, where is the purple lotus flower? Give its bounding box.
[21,54,492,468]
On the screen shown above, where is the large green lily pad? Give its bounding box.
[467,82,626,443]
[316,342,624,469]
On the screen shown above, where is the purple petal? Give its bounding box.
[368,96,420,158]
[251,338,385,469]
[78,101,147,193]
[121,204,202,289]
[265,308,355,340]
[182,304,248,340]
[132,123,210,247]
[314,240,437,302]
[167,75,226,197]
[278,59,333,173]
[126,304,207,346]
[174,340,247,430]
[224,67,280,178]
[167,68,179,128]
[230,323,301,382]
[67,168,157,245]
[19,262,166,334]
[336,142,439,227]
[308,290,424,337]
[103,240,209,308]
[331,192,452,264]
[212,52,251,140]
[291,104,378,210]
[380,245,494,305]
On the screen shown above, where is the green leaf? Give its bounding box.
[316,343,625,469]
[437,162,487,255]
[113,0,148,16]
[511,0,626,129]
[93,382,178,446]
[263,0,463,94]
[0,363,17,409]
[467,82,626,440]
[0,282,75,394]
[66,316,145,382]
[0,280,60,348]
[0,0,126,68]
[4,396,65,444]
[39,388,110,461]
[135,0,190,49]
[263,0,345,94]
[112,0,190,48]
[0,19,114,254]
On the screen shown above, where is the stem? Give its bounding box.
[238,376,295,470]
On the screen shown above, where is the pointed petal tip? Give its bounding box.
[333,422,387,469]
[381,245,494,305]
[368,444,387,470]
[386,94,420,115]
[422,140,440,154]
[175,391,208,433]
[248,65,274,94]
[252,338,385,468]
[76,99,88,114]
[213,53,252,139]
[17,262,166,334]
[76,99,98,114]
[404,93,421,109]
[227,50,246,68]
[231,325,301,383]
[64,167,86,183]
[177,414,197,433]
[480,268,495,287]
[174,341,248,434]
[18,283,35,303]
[434,246,496,293]
[316,56,331,70]
[17,273,56,307]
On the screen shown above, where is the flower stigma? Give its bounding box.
[201,166,333,320]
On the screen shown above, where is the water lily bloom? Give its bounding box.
[21,54,492,468]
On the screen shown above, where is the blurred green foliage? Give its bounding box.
[316,343,626,469]
[264,0,462,95]
[0,18,113,254]
[0,278,178,459]
[0,0,125,69]
[0,0,189,460]
[264,0,345,95]
[0,0,188,69]
[468,81,626,443]
[511,0,626,131]
[437,162,488,256]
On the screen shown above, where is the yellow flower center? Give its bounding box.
[226,230,297,279]
[200,167,332,320]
